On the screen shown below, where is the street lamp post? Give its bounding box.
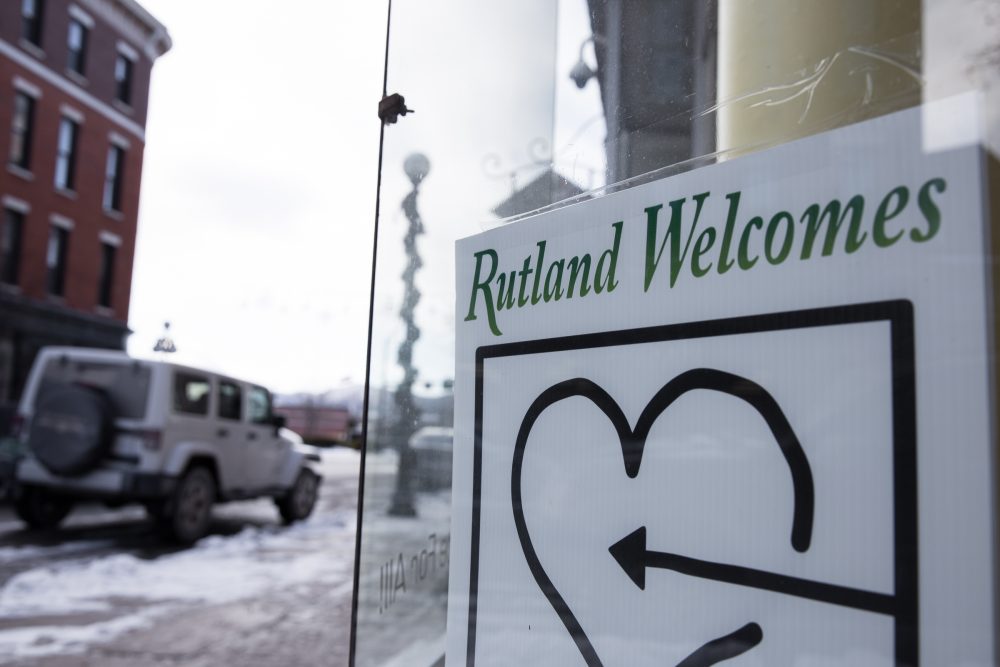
[387,153,430,518]
[153,321,177,354]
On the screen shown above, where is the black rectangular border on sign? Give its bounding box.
[467,299,917,666]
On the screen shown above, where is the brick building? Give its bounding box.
[0,0,169,430]
[275,403,355,447]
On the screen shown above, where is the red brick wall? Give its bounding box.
[0,0,154,123]
[0,0,159,325]
[0,59,144,323]
[276,406,354,443]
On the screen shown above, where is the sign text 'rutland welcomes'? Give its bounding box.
[463,177,947,336]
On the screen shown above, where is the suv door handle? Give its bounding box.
[247,432,258,441]
[217,428,228,437]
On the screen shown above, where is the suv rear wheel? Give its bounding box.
[276,469,319,524]
[14,487,73,530]
[165,467,215,544]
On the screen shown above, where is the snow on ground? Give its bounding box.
[0,507,149,536]
[0,540,116,565]
[0,614,156,663]
[0,512,355,618]
[310,443,364,476]
[0,448,361,663]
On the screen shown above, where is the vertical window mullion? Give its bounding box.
[55,120,68,188]
[9,93,35,169]
[1,210,24,286]
[80,26,88,73]
[67,122,78,190]
[46,228,57,294]
[21,0,44,47]
[114,149,124,210]
[46,226,68,297]
[115,54,133,105]
[97,242,115,307]
[55,118,79,191]
[67,20,88,75]
[103,145,125,211]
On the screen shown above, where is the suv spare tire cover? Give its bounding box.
[29,384,114,476]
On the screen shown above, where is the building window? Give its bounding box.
[114,54,133,106]
[54,117,79,191]
[46,225,69,296]
[8,93,35,170]
[103,145,125,211]
[1,210,24,286]
[66,19,88,76]
[218,381,242,421]
[21,0,44,47]
[97,242,115,307]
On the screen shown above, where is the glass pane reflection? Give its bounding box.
[353,0,1000,664]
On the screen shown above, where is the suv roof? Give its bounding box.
[34,347,265,387]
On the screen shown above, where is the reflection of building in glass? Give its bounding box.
[586,0,717,183]
[492,168,586,219]
[0,0,169,432]
[275,401,355,446]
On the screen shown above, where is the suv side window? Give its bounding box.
[218,380,242,420]
[247,385,271,424]
[174,372,210,416]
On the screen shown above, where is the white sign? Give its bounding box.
[449,99,995,666]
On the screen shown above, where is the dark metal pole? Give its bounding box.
[349,0,394,659]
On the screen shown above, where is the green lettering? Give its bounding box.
[530,241,546,305]
[643,192,711,291]
[912,177,946,242]
[464,249,501,336]
[543,259,565,302]
[517,256,532,307]
[691,228,716,277]
[765,211,794,264]
[495,271,516,311]
[717,192,741,274]
[873,186,908,248]
[799,195,866,258]
[594,221,623,293]
[738,216,763,270]
[566,255,592,298]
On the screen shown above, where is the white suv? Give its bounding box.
[5,347,320,543]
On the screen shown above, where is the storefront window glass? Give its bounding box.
[352,1,1000,665]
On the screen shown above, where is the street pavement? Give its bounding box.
[0,449,361,666]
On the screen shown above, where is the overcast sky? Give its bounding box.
[126,1,604,396]
[126,1,387,393]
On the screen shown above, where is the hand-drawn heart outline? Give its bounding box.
[510,368,814,666]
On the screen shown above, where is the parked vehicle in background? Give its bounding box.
[409,426,453,491]
[3,347,321,543]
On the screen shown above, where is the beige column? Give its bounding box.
[717,0,921,155]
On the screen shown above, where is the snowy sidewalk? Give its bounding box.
[0,449,361,666]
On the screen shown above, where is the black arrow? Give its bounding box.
[610,527,897,616]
